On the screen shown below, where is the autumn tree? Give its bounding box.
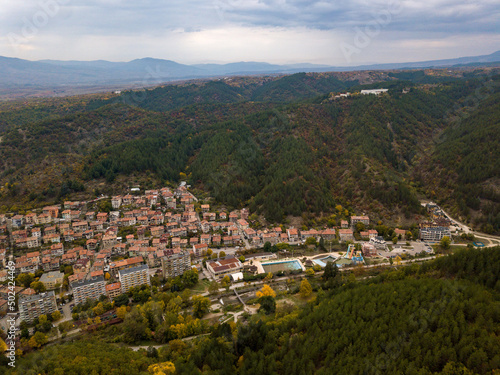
[192,295,210,318]
[30,281,46,293]
[305,237,317,246]
[17,273,35,288]
[182,268,199,288]
[256,284,276,298]
[93,302,105,316]
[123,307,150,344]
[208,281,220,295]
[440,236,451,249]
[299,279,312,298]
[28,332,48,348]
[221,275,231,289]
[116,305,127,320]
[51,310,62,321]
[148,361,176,375]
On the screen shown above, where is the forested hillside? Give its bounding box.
[416,74,500,233]
[0,69,499,229]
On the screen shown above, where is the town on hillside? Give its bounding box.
[0,184,474,331]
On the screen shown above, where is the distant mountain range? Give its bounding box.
[0,50,499,96]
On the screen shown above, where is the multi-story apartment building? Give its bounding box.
[19,291,57,324]
[420,227,451,242]
[71,275,106,306]
[118,264,150,294]
[161,249,190,279]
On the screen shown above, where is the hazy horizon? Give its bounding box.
[1,0,499,66]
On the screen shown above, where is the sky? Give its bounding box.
[0,0,499,66]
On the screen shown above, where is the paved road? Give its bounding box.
[438,206,500,245]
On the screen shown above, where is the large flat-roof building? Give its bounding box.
[71,276,106,306]
[118,264,150,294]
[360,89,388,95]
[39,271,64,290]
[207,258,243,279]
[19,291,57,324]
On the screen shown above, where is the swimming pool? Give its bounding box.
[312,255,338,268]
[262,260,303,273]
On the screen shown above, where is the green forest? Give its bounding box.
[5,248,500,375]
[0,69,499,230]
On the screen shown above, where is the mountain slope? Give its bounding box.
[1,50,499,98]
[416,75,500,232]
[0,71,498,230]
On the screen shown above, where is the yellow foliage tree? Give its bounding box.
[116,305,127,320]
[51,310,62,321]
[171,323,188,339]
[28,332,48,348]
[93,302,105,316]
[0,338,7,352]
[148,361,176,375]
[299,279,312,298]
[105,272,111,280]
[256,284,276,298]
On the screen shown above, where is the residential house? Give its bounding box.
[287,228,299,242]
[350,215,370,227]
[105,282,122,300]
[338,229,354,242]
[193,243,208,256]
[43,206,59,219]
[111,196,122,209]
[12,215,24,228]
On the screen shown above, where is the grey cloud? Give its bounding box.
[220,0,500,33]
[1,0,498,37]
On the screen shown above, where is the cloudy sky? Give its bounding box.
[0,0,499,65]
